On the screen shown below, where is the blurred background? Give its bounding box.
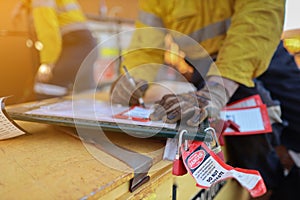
[0,0,299,105]
[0,0,138,105]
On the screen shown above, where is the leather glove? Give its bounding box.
[35,63,54,83]
[150,81,231,126]
[110,75,148,106]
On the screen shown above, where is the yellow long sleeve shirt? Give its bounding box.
[29,0,87,64]
[122,0,285,87]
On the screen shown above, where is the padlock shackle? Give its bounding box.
[172,129,189,176]
[178,129,188,155]
[204,127,221,152]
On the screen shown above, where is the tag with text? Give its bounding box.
[181,141,266,198]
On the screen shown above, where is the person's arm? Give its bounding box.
[207,0,285,87]
[282,29,300,68]
[110,0,166,106]
[31,0,61,64]
[150,0,286,126]
[120,0,166,82]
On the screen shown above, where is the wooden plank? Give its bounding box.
[0,120,169,199]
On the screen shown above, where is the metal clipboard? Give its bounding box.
[5,96,209,141]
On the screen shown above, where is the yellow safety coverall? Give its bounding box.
[22,0,97,95]
[25,0,88,64]
[122,0,285,87]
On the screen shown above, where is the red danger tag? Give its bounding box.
[181,141,267,198]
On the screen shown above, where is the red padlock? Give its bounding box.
[172,130,188,176]
[172,153,188,176]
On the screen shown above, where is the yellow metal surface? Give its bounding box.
[0,121,172,199]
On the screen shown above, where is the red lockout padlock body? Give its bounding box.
[172,155,188,176]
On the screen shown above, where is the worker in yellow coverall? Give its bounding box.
[110,1,286,199]
[12,0,98,98]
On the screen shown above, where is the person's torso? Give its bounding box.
[54,0,87,34]
[139,0,235,58]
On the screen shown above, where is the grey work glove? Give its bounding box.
[110,75,148,106]
[150,81,230,126]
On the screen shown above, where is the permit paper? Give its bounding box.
[226,94,263,109]
[220,95,272,135]
[0,97,25,140]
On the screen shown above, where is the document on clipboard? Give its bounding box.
[4,81,210,141]
[18,99,176,129]
[113,106,152,122]
[5,97,185,139]
[220,95,272,136]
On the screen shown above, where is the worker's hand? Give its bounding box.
[150,81,231,126]
[35,63,54,83]
[110,75,148,106]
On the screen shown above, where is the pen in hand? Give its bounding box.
[123,66,146,108]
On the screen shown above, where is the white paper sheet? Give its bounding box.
[220,108,265,132]
[0,97,25,140]
[25,99,176,129]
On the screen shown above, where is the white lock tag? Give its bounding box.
[181,141,267,198]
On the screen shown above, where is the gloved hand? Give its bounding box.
[110,75,148,106]
[150,80,232,126]
[35,63,54,83]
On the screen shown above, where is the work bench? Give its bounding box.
[0,120,250,199]
[0,84,251,199]
[0,120,205,199]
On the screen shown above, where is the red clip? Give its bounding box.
[210,119,240,146]
[227,120,240,132]
[219,120,240,145]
